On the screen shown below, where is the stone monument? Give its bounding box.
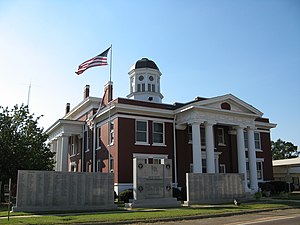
[185,173,246,205]
[126,158,180,208]
[13,170,116,212]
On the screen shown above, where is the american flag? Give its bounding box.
[75,47,110,75]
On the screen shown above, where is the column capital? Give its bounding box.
[246,126,256,131]
[189,120,203,126]
[204,120,216,126]
[233,125,246,130]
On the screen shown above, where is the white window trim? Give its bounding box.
[188,126,206,146]
[144,158,162,164]
[152,121,165,145]
[133,153,168,160]
[244,131,262,152]
[217,128,226,146]
[96,127,101,150]
[135,120,148,145]
[109,121,114,146]
[254,132,262,150]
[246,158,264,181]
[190,152,222,173]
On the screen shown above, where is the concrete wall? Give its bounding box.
[14,170,116,212]
[186,173,246,204]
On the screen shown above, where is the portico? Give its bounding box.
[47,119,84,172]
[175,94,267,192]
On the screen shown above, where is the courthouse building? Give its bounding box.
[46,58,276,193]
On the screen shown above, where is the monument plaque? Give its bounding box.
[126,158,180,208]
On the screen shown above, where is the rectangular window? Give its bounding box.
[148,84,151,92]
[136,120,148,143]
[110,122,114,145]
[188,126,205,145]
[254,132,261,150]
[152,84,155,92]
[70,136,76,155]
[244,131,248,149]
[246,161,263,180]
[257,161,263,180]
[153,122,164,144]
[142,83,145,92]
[217,128,225,145]
[96,127,101,149]
[145,158,162,164]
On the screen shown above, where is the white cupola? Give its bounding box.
[127,58,164,103]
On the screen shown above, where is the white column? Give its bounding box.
[56,138,61,171]
[192,122,202,173]
[205,121,215,173]
[235,126,249,192]
[61,135,69,172]
[247,127,258,191]
[51,139,58,171]
[93,125,96,172]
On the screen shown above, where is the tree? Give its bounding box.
[0,104,54,199]
[271,138,299,160]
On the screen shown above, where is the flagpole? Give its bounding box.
[109,44,112,83]
[27,81,31,107]
[108,44,112,173]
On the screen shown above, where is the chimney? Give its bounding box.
[65,103,70,115]
[84,85,90,99]
[102,81,113,106]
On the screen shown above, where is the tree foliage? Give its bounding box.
[271,138,299,160]
[0,104,55,184]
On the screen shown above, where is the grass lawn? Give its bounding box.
[0,201,299,225]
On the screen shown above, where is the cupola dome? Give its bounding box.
[130,58,159,71]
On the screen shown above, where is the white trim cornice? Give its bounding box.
[174,94,263,117]
[46,119,85,141]
[63,97,101,120]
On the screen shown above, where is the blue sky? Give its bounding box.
[0,0,299,148]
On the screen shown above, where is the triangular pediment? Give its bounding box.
[193,94,263,116]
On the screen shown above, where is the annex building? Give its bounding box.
[46,58,277,194]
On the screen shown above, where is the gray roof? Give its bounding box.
[134,58,159,70]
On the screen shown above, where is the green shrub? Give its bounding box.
[119,189,133,203]
[254,191,262,200]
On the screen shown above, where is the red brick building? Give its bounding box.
[46,58,276,194]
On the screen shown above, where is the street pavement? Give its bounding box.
[139,208,300,225]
